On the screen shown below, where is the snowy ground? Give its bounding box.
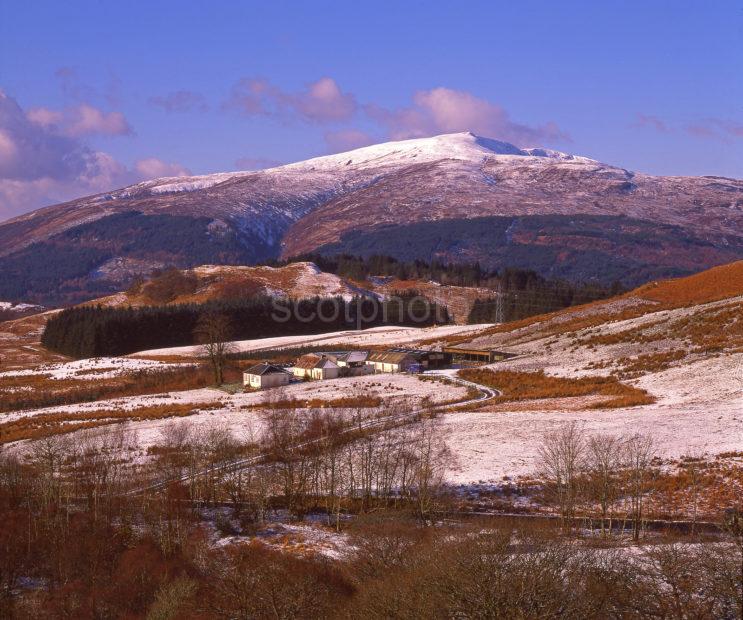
[214,519,355,560]
[3,373,469,453]
[443,390,742,486]
[465,296,742,380]
[5,287,741,489]
[441,298,743,486]
[0,356,192,381]
[132,323,493,358]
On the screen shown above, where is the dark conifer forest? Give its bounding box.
[41,294,448,358]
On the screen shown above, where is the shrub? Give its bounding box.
[459,368,655,409]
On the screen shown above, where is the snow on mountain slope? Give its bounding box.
[1,132,742,304]
[113,132,599,200]
[0,132,648,256]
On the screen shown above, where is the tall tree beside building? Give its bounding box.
[194,312,234,385]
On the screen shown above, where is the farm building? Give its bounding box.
[243,363,292,389]
[441,347,516,363]
[366,348,452,373]
[324,350,368,368]
[319,351,373,376]
[292,354,340,381]
[387,347,452,369]
[366,350,419,373]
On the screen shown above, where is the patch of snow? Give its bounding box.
[0,357,192,381]
[0,301,44,312]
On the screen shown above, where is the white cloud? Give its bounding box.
[224,77,567,148]
[367,87,567,146]
[27,103,133,137]
[0,91,185,220]
[134,158,191,179]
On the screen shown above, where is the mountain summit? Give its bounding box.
[1,132,742,304]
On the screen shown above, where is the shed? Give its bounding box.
[442,347,516,363]
[366,350,418,373]
[387,347,452,369]
[243,363,292,389]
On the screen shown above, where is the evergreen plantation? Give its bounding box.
[41,294,448,358]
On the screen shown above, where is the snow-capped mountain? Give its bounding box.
[1,132,742,304]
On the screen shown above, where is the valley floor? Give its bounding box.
[1,273,741,499]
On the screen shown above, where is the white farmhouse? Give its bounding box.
[243,363,292,389]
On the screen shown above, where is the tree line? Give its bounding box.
[41,293,449,358]
[268,253,623,319]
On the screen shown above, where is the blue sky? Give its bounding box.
[1,1,741,219]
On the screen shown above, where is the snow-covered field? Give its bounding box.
[472,295,743,381]
[3,373,469,452]
[444,387,742,485]
[442,297,743,486]
[4,279,741,490]
[0,356,192,381]
[133,323,493,358]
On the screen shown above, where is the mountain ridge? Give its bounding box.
[1,132,742,304]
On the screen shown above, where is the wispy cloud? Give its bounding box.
[26,103,133,137]
[632,113,743,142]
[224,77,568,149]
[631,113,669,133]
[685,118,743,141]
[224,76,357,123]
[149,90,209,113]
[366,87,568,146]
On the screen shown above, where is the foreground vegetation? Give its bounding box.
[0,412,740,618]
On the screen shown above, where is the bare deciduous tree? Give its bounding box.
[586,433,622,537]
[538,421,586,529]
[194,312,234,385]
[623,433,656,541]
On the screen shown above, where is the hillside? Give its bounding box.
[446,260,743,403]
[0,301,45,322]
[93,261,492,324]
[1,132,742,304]
[94,262,378,307]
[440,261,743,483]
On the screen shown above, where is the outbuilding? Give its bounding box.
[441,347,516,363]
[243,363,292,389]
[292,354,341,381]
[366,350,418,373]
[319,351,372,376]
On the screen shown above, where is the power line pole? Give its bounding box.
[495,281,505,324]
